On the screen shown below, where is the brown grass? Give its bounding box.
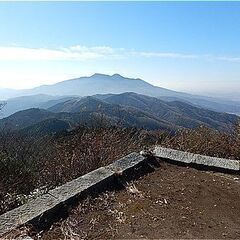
[0,127,148,214]
[160,124,240,160]
[0,123,239,215]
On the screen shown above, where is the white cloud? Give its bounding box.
[0,45,239,63]
[131,51,199,59]
[0,46,67,61]
[215,56,240,63]
[0,45,125,61]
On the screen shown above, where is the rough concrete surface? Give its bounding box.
[154,146,240,171]
[0,152,145,236]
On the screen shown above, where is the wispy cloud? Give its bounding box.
[0,45,239,63]
[0,45,125,61]
[215,56,240,63]
[130,51,199,59]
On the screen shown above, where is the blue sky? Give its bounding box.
[0,2,240,95]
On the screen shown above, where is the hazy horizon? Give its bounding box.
[0,2,240,95]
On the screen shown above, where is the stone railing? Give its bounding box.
[153,146,240,171]
[0,152,147,236]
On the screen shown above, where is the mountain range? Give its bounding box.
[0,92,238,135]
[0,74,240,118]
[0,94,77,118]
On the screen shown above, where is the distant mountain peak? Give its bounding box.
[91,73,110,78]
[1,73,240,117]
[111,73,123,78]
[90,73,125,79]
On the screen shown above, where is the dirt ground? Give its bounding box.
[39,161,240,239]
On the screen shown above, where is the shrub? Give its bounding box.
[0,123,239,214]
[160,125,240,160]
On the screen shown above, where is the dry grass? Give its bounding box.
[161,124,240,160]
[37,127,147,187]
[0,127,148,214]
[0,122,239,215]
